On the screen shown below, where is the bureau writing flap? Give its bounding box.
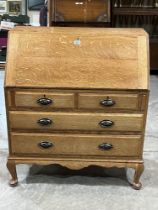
[5,27,149,90]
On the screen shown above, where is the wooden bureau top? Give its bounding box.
[5,27,149,90]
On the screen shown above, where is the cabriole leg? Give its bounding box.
[131,163,144,190]
[7,159,18,187]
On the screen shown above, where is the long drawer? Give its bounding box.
[10,133,142,157]
[9,111,144,131]
[14,91,75,108]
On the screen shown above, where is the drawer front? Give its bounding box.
[14,91,75,108]
[10,133,142,157]
[10,111,143,132]
[78,93,140,110]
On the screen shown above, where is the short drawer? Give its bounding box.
[14,91,75,108]
[78,93,140,110]
[10,133,142,157]
[9,111,144,132]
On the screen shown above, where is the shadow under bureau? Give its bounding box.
[5,27,149,189]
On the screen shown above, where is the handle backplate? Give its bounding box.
[100,97,115,107]
[37,97,53,106]
[99,120,114,128]
[98,143,113,150]
[39,141,53,149]
[37,118,52,126]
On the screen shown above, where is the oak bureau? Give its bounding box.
[5,27,149,189]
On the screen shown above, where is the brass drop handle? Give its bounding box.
[39,141,53,149]
[100,97,115,107]
[98,143,113,150]
[37,97,53,105]
[37,118,53,126]
[99,120,114,128]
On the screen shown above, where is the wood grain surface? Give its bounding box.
[5,27,149,90]
[9,111,144,131]
[78,93,139,110]
[15,91,75,108]
[10,132,142,157]
[52,0,110,22]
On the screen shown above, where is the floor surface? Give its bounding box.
[0,71,158,210]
